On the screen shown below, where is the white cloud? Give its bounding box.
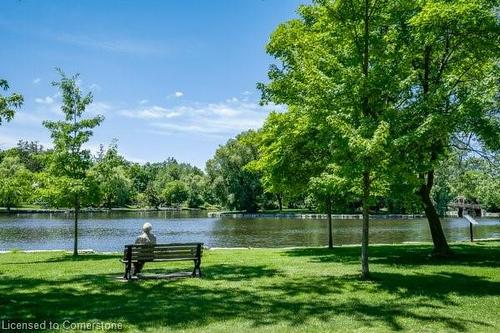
[32,78,41,84]
[138,99,149,105]
[87,102,112,115]
[120,105,181,119]
[51,33,169,56]
[11,112,47,125]
[226,97,239,103]
[119,98,285,137]
[167,91,184,99]
[0,133,20,147]
[15,98,110,126]
[35,96,54,105]
[89,83,101,91]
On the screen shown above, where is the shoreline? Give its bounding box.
[2,238,499,254]
[209,212,427,219]
[208,212,500,219]
[1,208,499,219]
[0,207,205,214]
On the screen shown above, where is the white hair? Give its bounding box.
[142,223,152,233]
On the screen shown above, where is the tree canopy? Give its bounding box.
[0,79,23,125]
[206,130,264,213]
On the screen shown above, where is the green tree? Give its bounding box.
[90,142,131,208]
[0,79,23,124]
[206,130,263,213]
[250,109,331,212]
[185,174,208,208]
[144,183,161,209]
[162,180,189,207]
[139,158,205,208]
[393,0,499,255]
[259,0,407,278]
[309,166,349,249]
[42,69,104,256]
[128,163,153,194]
[34,172,100,210]
[0,140,47,172]
[438,153,500,213]
[0,157,31,211]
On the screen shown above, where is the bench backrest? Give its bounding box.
[123,243,203,262]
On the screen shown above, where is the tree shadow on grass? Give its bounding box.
[0,266,496,331]
[203,264,283,281]
[0,253,120,265]
[284,243,500,268]
[117,263,282,282]
[368,271,500,303]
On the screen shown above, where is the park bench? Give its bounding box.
[121,243,203,280]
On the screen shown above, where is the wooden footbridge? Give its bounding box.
[448,196,482,217]
[448,196,482,241]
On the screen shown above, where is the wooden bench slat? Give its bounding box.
[153,250,198,254]
[130,248,198,253]
[132,247,197,252]
[128,243,200,248]
[121,257,198,263]
[128,249,201,252]
[130,247,197,250]
[125,254,197,258]
[129,251,197,256]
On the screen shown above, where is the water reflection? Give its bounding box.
[0,211,498,251]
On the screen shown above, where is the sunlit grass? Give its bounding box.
[1,242,499,332]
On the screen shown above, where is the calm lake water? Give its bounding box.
[0,211,498,252]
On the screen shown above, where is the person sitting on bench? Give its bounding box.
[133,222,157,275]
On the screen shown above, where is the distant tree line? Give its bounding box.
[1,130,498,215]
[0,140,213,211]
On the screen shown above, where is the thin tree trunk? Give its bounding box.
[419,169,451,256]
[361,171,370,279]
[326,197,333,249]
[73,198,80,256]
[360,0,371,279]
[277,193,283,212]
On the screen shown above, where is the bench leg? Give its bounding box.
[197,259,202,278]
[192,259,202,278]
[192,260,197,277]
[124,261,132,280]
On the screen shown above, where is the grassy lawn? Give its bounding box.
[1,242,499,332]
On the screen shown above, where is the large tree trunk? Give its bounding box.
[419,45,451,256]
[361,171,370,279]
[73,198,80,256]
[419,169,451,256]
[326,197,333,249]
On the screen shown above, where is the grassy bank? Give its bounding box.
[1,242,499,332]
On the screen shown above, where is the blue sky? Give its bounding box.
[0,0,305,168]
